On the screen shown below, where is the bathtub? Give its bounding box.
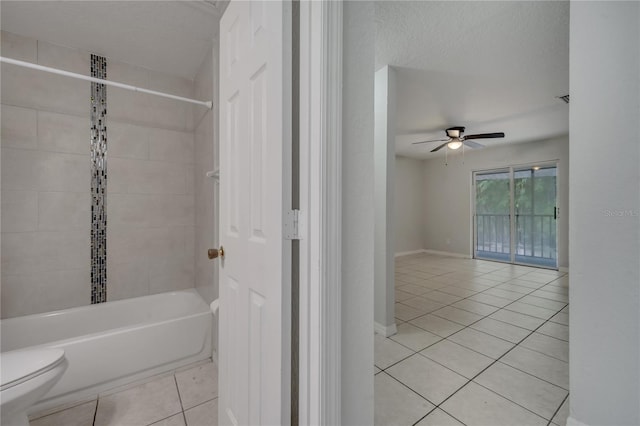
[0,289,212,413]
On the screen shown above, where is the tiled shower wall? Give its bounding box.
[193,40,218,306]
[0,31,197,318]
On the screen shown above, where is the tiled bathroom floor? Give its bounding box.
[375,253,569,426]
[29,361,218,426]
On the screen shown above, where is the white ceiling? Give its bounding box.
[375,1,570,159]
[0,1,225,80]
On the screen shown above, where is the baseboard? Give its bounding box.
[423,249,472,259]
[374,321,397,337]
[394,249,427,258]
[559,266,569,273]
[566,416,587,426]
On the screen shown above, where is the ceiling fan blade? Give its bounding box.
[463,140,485,149]
[430,142,450,152]
[464,132,505,140]
[412,138,450,145]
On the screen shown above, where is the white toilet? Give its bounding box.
[0,348,68,426]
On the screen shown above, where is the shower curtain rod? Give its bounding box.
[0,56,213,109]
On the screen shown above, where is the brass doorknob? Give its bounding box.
[208,246,225,259]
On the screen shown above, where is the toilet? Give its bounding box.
[0,348,68,426]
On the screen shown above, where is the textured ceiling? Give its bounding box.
[0,1,223,79]
[376,1,570,159]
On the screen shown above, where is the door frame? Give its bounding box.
[471,160,560,269]
[297,1,343,424]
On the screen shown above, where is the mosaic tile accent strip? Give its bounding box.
[90,54,108,304]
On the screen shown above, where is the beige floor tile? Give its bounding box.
[395,289,414,302]
[387,354,468,405]
[431,306,483,326]
[400,296,445,313]
[475,362,568,420]
[409,314,465,338]
[420,339,493,379]
[448,328,515,359]
[504,301,557,319]
[374,333,413,369]
[451,299,499,316]
[395,302,432,321]
[184,399,217,426]
[520,332,569,362]
[150,414,186,426]
[470,317,531,343]
[537,321,569,341]
[421,291,462,305]
[494,282,536,294]
[397,283,430,296]
[94,375,182,426]
[531,289,569,302]
[441,382,547,426]
[489,309,546,330]
[550,311,569,325]
[467,293,512,308]
[175,362,218,410]
[519,295,567,311]
[436,286,478,298]
[30,401,96,426]
[390,322,442,351]
[552,397,570,425]
[483,287,524,301]
[415,408,464,426]
[374,373,434,426]
[501,346,569,390]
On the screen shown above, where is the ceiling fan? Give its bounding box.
[412,126,505,152]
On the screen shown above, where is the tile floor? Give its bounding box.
[375,253,569,426]
[29,361,218,426]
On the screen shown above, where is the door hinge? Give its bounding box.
[285,209,302,240]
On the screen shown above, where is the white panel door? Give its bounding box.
[218,1,291,425]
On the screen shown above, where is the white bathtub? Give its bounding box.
[0,289,212,413]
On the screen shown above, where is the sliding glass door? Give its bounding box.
[474,164,558,268]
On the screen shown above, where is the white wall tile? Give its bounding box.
[0,31,37,62]
[37,40,90,75]
[148,128,194,164]
[1,190,38,232]
[38,191,89,231]
[38,111,87,154]
[148,254,194,295]
[1,148,39,190]
[1,105,37,149]
[1,267,89,318]
[108,87,152,126]
[108,121,149,159]
[107,227,151,265]
[1,230,89,276]
[108,157,187,194]
[107,258,150,301]
[1,65,88,116]
[38,151,89,192]
[109,193,194,229]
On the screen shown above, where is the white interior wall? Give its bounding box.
[341,1,375,424]
[420,136,569,268]
[569,2,640,425]
[1,30,197,318]
[394,156,425,254]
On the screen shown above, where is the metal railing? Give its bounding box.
[476,213,556,261]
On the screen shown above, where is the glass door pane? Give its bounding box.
[513,166,558,268]
[474,170,511,262]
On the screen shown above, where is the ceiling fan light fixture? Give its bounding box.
[447,139,463,150]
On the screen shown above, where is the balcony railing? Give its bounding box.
[476,213,557,267]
